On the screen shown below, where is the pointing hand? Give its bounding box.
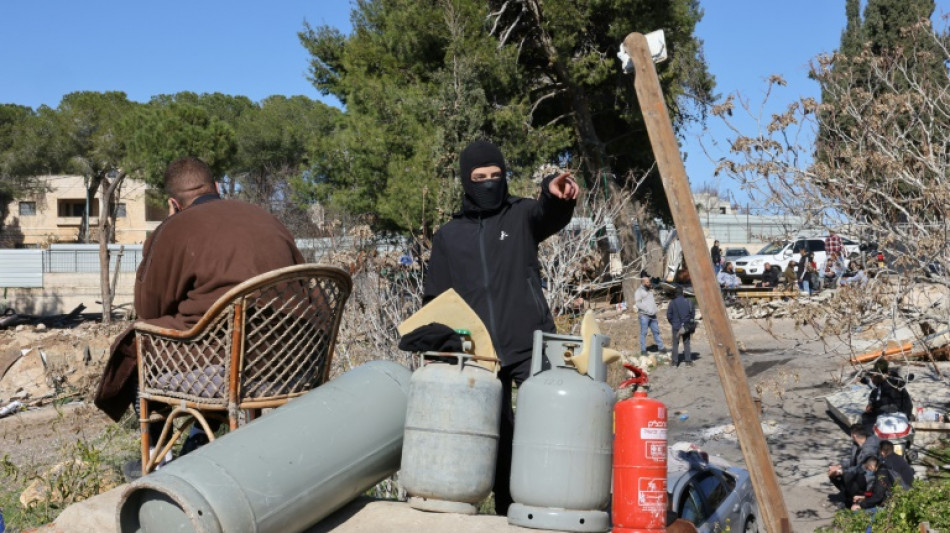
[549,172,579,200]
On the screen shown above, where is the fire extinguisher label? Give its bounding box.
[645,440,667,461]
[640,427,667,440]
[638,477,666,509]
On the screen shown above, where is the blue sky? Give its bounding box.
[2,1,948,201]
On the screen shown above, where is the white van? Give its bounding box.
[733,236,860,283]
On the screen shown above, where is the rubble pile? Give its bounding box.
[0,321,120,415]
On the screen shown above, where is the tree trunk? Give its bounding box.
[98,172,126,325]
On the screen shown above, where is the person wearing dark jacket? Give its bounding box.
[666,286,695,367]
[851,456,896,510]
[710,240,722,275]
[758,262,780,288]
[879,440,915,490]
[829,424,880,506]
[423,139,577,514]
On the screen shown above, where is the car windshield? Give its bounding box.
[757,241,787,255]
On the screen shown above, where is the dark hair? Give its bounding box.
[164,157,215,204]
[880,440,894,455]
[850,424,869,437]
[862,455,879,466]
[675,285,684,297]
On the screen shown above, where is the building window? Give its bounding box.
[145,190,167,222]
[57,199,99,217]
[18,201,36,216]
[114,203,127,218]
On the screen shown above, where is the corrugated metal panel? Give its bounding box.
[0,250,43,287]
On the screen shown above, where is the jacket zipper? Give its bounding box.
[478,216,498,337]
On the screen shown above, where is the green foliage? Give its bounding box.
[818,480,950,532]
[124,100,236,187]
[299,0,713,231]
[0,422,137,532]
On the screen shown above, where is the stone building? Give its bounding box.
[0,175,164,247]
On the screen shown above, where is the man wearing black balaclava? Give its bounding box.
[423,139,578,514]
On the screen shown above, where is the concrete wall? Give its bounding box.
[3,272,135,315]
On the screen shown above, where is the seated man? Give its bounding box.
[822,251,845,288]
[863,361,914,425]
[716,262,740,289]
[839,259,868,287]
[851,455,896,511]
[879,440,914,490]
[757,262,780,288]
[828,424,880,507]
[94,157,304,459]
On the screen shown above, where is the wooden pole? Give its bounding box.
[624,32,792,533]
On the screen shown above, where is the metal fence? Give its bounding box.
[43,245,144,274]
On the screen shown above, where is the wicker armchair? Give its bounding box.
[135,264,352,474]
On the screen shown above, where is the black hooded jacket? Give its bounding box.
[423,174,575,367]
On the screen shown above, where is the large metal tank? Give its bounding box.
[117,360,412,533]
[508,331,615,533]
[400,352,502,514]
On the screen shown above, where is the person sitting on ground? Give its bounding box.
[851,455,896,511]
[758,262,780,288]
[716,261,740,289]
[634,276,669,356]
[863,360,914,425]
[879,440,914,490]
[822,251,846,288]
[828,424,880,507]
[94,156,305,467]
[839,259,868,287]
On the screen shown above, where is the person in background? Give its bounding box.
[879,440,914,490]
[634,276,669,356]
[797,248,810,293]
[758,262,779,288]
[423,139,578,515]
[825,230,844,259]
[782,260,799,290]
[666,286,695,367]
[716,262,740,289]
[710,240,722,276]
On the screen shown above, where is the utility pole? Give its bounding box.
[623,32,792,533]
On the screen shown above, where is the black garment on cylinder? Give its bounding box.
[398,323,464,353]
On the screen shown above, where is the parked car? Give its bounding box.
[669,460,759,533]
[723,247,750,262]
[733,236,861,284]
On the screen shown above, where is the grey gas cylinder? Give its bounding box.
[508,331,615,533]
[400,352,502,514]
[117,360,412,533]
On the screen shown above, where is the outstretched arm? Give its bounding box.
[530,171,578,242]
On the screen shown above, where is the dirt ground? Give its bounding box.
[0,309,944,532]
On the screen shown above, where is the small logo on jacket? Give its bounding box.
[500,231,509,241]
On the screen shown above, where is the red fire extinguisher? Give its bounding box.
[613,364,667,532]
